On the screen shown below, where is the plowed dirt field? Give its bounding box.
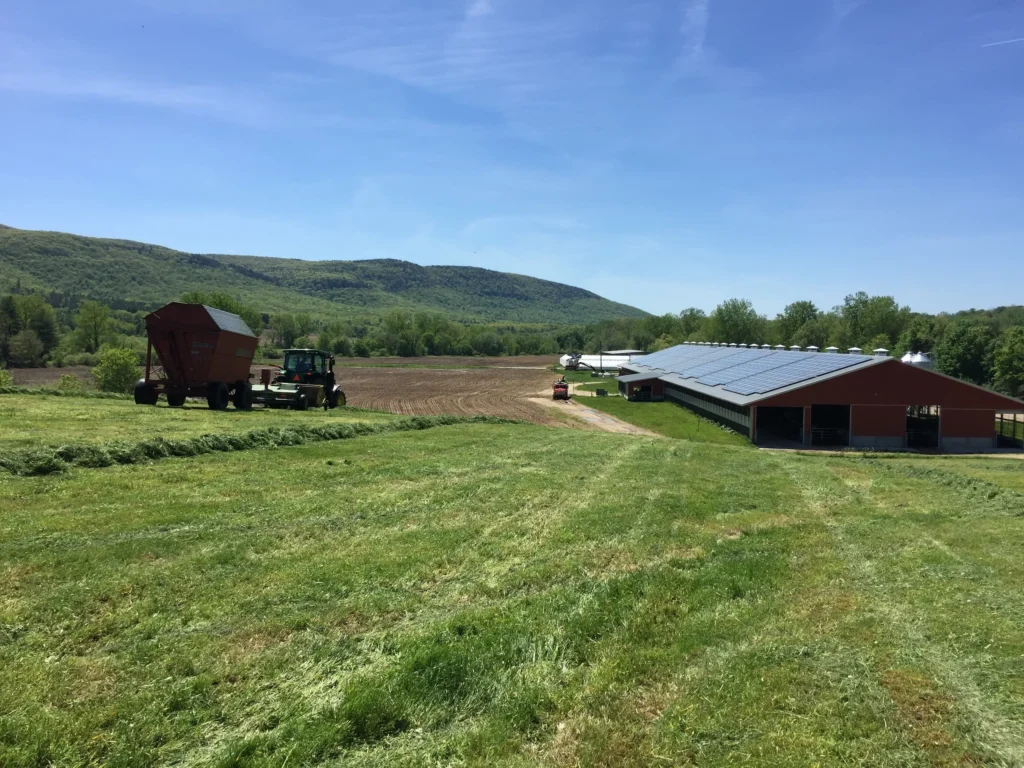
[339,366,586,427]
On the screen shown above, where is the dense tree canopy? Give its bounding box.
[994,328,1024,399]
[0,283,1022,402]
[935,320,997,385]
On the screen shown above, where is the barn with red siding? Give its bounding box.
[620,342,1024,452]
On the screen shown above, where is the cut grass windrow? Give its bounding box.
[0,415,513,476]
[0,386,129,399]
[854,457,1024,516]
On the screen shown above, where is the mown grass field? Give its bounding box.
[2,395,1023,766]
[580,397,750,446]
[0,395,397,449]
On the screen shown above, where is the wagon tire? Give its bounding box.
[294,393,309,411]
[233,382,253,411]
[134,380,158,406]
[167,393,186,408]
[207,382,230,410]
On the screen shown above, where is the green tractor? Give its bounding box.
[252,349,346,410]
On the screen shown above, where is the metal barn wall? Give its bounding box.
[755,359,1022,412]
[850,405,906,450]
[851,405,906,436]
[664,383,751,437]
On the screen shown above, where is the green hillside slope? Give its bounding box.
[0,226,647,323]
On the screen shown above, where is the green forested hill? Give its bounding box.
[0,226,647,323]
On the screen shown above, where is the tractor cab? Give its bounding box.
[279,349,333,386]
[254,348,345,410]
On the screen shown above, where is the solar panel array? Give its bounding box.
[633,344,874,398]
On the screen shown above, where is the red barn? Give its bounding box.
[620,343,1024,452]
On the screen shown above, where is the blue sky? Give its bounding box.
[1,0,1022,316]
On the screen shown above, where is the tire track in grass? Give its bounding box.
[770,453,1024,766]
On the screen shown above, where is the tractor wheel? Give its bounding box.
[207,382,230,410]
[294,393,309,411]
[233,382,253,411]
[328,387,346,409]
[167,393,186,408]
[134,379,157,406]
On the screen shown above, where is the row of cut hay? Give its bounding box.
[0,386,130,399]
[0,415,514,476]
[857,457,1024,516]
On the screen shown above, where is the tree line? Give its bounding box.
[1,289,1021,400]
[568,293,1024,399]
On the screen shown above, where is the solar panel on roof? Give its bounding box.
[724,355,870,396]
[631,344,880,401]
[676,352,752,379]
[696,351,786,385]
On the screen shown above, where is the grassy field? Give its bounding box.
[2,401,1024,765]
[0,395,397,450]
[580,397,750,446]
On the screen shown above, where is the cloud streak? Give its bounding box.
[465,0,493,20]
[679,0,710,64]
[981,37,1024,48]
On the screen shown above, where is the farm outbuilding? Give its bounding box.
[618,372,664,402]
[620,343,1024,452]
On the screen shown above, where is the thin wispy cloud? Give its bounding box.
[465,0,494,20]
[981,36,1024,48]
[831,0,866,30]
[679,0,710,64]
[0,70,270,126]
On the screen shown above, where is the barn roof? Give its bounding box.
[622,344,888,406]
[617,371,662,383]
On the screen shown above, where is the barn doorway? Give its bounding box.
[756,407,803,445]
[632,384,653,402]
[997,414,1024,449]
[907,406,940,449]
[811,404,850,447]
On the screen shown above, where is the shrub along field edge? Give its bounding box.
[0,415,515,477]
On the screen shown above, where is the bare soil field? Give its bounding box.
[332,354,557,368]
[338,366,591,427]
[8,366,95,387]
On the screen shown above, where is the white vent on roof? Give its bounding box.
[904,351,933,369]
[738,343,748,348]
[728,343,737,347]
[825,346,839,353]
[873,348,889,357]
[807,346,819,352]
[761,344,771,349]
[847,347,863,355]
[774,345,786,350]
[789,345,801,351]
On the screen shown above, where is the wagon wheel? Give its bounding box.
[232,382,253,411]
[134,379,158,406]
[207,382,230,410]
[167,393,186,407]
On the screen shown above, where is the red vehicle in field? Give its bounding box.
[553,377,570,401]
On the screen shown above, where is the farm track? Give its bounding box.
[339,366,587,427]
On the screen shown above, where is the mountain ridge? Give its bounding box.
[0,225,648,324]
